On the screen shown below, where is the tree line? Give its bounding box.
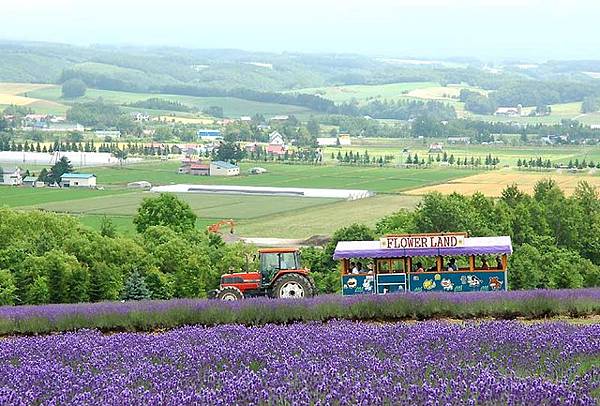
[304,180,600,292]
[0,194,256,306]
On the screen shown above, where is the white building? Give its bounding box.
[210,161,240,176]
[269,131,285,145]
[0,167,22,186]
[60,173,97,188]
[447,137,471,144]
[494,105,523,117]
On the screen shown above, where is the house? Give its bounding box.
[240,116,252,122]
[541,135,569,145]
[0,167,22,186]
[266,144,286,155]
[60,173,97,188]
[428,143,444,153]
[210,161,240,176]
[269,131,285,145]
[494,105,522,117]
[245,142,259,153]
[22,176,38,187]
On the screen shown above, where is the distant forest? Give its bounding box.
[3,41,600,117]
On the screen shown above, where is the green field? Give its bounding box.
[86,161,474,192]
[323,143,600,166]
[25,87,315,118]
[2,161,472,237]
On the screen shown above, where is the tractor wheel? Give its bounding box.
[215,286,244,301]
[272,274,313,299]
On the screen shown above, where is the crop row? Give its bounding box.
[0,289,598,336]
[0,320,598,405]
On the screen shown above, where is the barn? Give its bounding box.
[60,173,97,188]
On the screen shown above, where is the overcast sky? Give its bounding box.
[1,0,598,61]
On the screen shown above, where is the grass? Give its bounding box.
[287,82,439,103]
[0,289,597,336]
[0,187,130,207]
[26,87,316,118]
[88,161,475,193]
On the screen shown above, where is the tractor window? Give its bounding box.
[262,253,280,272]
[280,252,298,269]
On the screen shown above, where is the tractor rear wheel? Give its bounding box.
[216,286,244,301]
[272,274,313,299]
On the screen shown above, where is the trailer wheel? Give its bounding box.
[272,274,313,299]
[216,286,244,301]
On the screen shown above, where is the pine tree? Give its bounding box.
[122,271,151,301]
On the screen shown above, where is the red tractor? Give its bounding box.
[212,248,316,300]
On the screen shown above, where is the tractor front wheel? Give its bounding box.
[215,286,244,301]
[272,274,313,299]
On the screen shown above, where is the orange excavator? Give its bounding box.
[207,219,235,234]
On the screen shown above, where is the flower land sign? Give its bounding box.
[380,234,466,249]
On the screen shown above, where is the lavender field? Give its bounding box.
[0,320,598,405]
[0,289,599,336]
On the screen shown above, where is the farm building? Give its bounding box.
[95,130,122,138]
[317,135,352,147]
[447,137,470,144]
[269,115,289,123]
[210,161,240,176]
[495,106,522,117]
[267,131,287,155]
[0,167,22,186]
[428,143,444,153]
[22,176,40,187]
[60,173,97,188]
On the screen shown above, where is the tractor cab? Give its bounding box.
[259,248,302,286]
[212,248,316,300]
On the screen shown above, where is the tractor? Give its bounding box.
[211,248,316,300]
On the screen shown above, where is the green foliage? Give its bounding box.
[47,156,74,185]
[61,78,87,98]
[133,194,197,234]
[0,269,17,305]
[99,215,116,238]
[66,99,134,130]
[127,98,193,112]
[122,271,151,301]
[375,181,600,290]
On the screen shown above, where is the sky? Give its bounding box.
[0,0,599,61]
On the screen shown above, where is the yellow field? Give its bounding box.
[405,169,600,197]
[407,85,486,101]
[0,83,56,95]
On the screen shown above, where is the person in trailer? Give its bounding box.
[447,258,459,272]
[480,257,489,270]
[495,256,503,270]
[414,262,425,272]
[350,262,358,274]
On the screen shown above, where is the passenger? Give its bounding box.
[356,262,363,273]
[447,258,459,272]
[480,257,489,270]
[496,256,503,270]
[414,262,425,273]
[367,263,374,274]
[350,261,359,274]
[427,264,437,272]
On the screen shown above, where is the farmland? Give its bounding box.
[2,162,468,236]
[0,291,598,404]
[406,169,600,197]
[24,86,316,118]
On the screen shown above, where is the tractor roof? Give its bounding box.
[258,248,299,254]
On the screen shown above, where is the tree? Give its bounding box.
[47,156,74,185]
[100,216,116,238]
[202,106,224,118]
[306,118,320,137]
[61,79,87,98]
[122,271,151,300]
[133,194,197,234]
